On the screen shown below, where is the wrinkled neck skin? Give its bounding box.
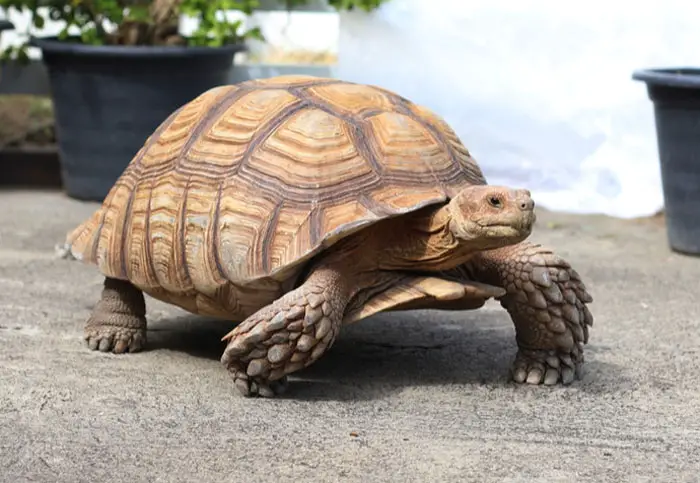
[371,203,500,272]
[313,202,503,278]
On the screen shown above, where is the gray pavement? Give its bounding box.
[1,189,699,483]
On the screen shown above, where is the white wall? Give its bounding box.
[333,0,700,218]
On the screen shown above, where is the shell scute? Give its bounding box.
[303,82,396,117]
[247,107,376,193]
[184,88,302,175]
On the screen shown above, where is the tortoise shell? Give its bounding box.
[66,75,486,319]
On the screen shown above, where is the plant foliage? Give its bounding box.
[0,0,390,61]
[0,0,264,60]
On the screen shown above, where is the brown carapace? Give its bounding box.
[66,75,593,397]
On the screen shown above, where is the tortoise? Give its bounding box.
[64,75,594,397]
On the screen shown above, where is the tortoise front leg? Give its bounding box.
[457,242,594,385]
[220,267,350,398]
[84,277,147,353]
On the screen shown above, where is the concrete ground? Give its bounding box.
[1,189,699,483]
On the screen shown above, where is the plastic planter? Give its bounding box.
[633,68,700,255]
[32,36,245,201]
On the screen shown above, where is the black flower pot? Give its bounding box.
[32,36,246,201]
[633,68,700,256]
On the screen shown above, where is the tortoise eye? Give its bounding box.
[488,196,502,208]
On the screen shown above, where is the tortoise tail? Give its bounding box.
[63,207,105,264]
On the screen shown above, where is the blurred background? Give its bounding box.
[0,0,698,227]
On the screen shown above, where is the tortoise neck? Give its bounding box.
[372,204,477,272]
[311,203,483,276]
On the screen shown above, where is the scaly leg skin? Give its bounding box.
[463,242,594,385]
[84,277,147,354]
[220,267,348,398]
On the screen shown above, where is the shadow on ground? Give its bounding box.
[143,308,622,402]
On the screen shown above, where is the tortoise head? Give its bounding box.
[446,185,535,248]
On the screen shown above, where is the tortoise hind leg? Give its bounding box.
[220,267,350,398]
[84,277,147,354]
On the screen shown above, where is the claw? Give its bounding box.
[526,367,544,384]
[512,349,583,386]
[113,338,129,354]
[84,326,146,354]
[513,367,528,383]
[87,336,99,351]
[230,368,289,398]
[561,367,576,385]
[543,368,559,385]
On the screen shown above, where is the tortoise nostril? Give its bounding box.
[519,199,534,211]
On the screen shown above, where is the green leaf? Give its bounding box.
[32,14,44,28]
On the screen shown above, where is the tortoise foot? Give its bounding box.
[84,278,147,354]
[511,345,583,386]
[229,370,289,398]
[85,325,146,354]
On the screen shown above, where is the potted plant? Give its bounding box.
[633,68,700,256]
[0,0,262,201]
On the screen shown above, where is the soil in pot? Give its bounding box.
[0,94,61,188]
[0,94,55,147]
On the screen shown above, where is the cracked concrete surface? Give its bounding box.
[1,189,699,482]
